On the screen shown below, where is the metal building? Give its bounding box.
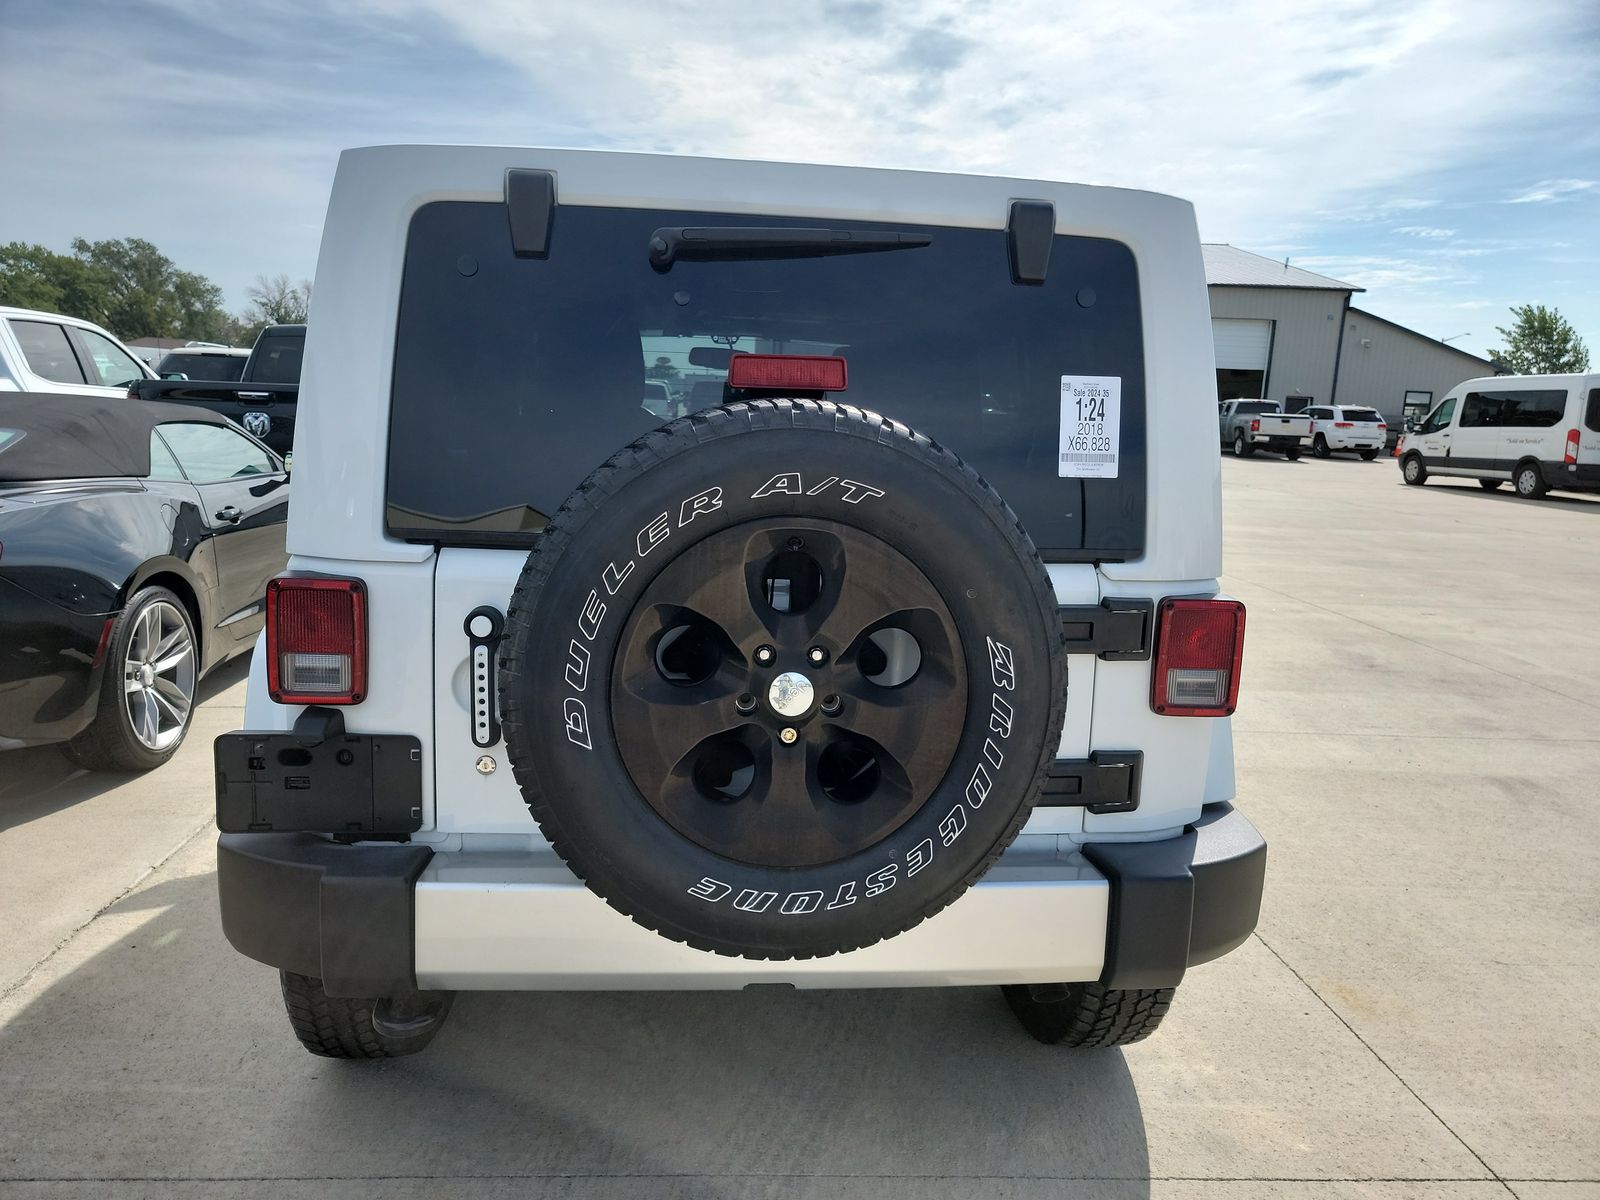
[1204,244,1498,428]
[1335,307,1500,429]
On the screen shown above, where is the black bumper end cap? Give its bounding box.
[1082,801,1266,990]
[217,832,432,999]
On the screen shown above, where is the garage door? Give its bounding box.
[1212,319,1272,371]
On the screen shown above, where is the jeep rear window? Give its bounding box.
[387,201,1147,560]
[1340,408,1382,422]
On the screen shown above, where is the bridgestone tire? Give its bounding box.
[279,972,454,1059]
[498,400,1067,960]
[1002,981,1175,1048]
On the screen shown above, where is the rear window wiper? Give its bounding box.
[649,226,932,272]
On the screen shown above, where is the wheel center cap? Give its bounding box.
[767,671,815,718]
[138,664,155,688]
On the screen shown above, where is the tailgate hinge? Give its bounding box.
[1038,751,1143,814]
[1057,598,1153,660]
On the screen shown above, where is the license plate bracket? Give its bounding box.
[215,730,423,835]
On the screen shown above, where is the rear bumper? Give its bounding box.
[217,802,1265,996]
[1540,462,1600,491]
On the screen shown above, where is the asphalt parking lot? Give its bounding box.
[2,455,1597,1200]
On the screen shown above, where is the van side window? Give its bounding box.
[1419,397,1455,434]
[1500,390,1567,428]
[1587,388,1600,434]
[1460,393,1502,428]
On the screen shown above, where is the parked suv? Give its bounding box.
[1306,405,1387,459]
[0,306,155,396]
[1397,373,1600,497]
[214,146,1266,1059]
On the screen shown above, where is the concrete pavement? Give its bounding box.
[1,455,1596,1198]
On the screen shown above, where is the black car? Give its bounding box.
[0,394,289,770]
[129,324,303,457]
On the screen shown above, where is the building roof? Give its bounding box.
[1203,244,1363,293]
[1346,307,1499,369]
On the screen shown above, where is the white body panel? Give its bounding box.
[244,145,1242,987]
[1307,405,1388,453]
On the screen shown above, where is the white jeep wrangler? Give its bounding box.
[215,145,1265,1058]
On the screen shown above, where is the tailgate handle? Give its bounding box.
[464,606,505,748]
[237,391,271,401]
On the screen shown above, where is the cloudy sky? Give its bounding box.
[2,0,1597,359]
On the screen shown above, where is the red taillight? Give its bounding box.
[266,576,367,704]
[1334,422,1354,428]
[727,354,847,392]
[1565,428,1580,464]
[1249,418,1260,433]
[1378,422,1388,430]
[1151,598,1245,717]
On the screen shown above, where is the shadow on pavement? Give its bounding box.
[1415,480,1600,511]
[0,655,249,832]
[0,864,1152,1197]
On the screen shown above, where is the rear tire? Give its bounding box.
[1359,449,1379,461]
[64,586,198,772]
[1402,454,1426,485]
[1479,478,1503,491]
[1285,447,1302,461]
[1003,981,1175,1048]
[279,971,454,1059]
[1233,432,1254,458]
[1514,462,1549,499]
[1312,433,1330,458]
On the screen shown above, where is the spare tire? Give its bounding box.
[499,400,1065,959]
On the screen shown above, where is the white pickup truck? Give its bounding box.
[1219,399,1312,459]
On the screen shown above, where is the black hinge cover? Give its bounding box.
[506,169,556,258]
[1038,751,1143,814]
[1007,199,1055,285]
[1057,598,1153,660]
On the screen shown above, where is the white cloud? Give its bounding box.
[1505,178,1599,204]
[1393,225,1458,238]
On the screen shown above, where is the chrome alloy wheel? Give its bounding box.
[122,600,196,751]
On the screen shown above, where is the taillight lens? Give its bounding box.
[1151,598,1245,717]
[266,576,367,704]
[1378,422,1388,430]
[1565,428,1580,464]
[728,354,848,392]
[1334,421,1354,428]
[1249,418,1260,432]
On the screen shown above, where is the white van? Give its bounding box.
[1397,373,1600,498]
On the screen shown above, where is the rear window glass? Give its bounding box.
[387,201,1147,560]
[1233,402,1279,416]
[250,334,303,385]
[159,352,246,382]
[1339,408,1382,422]
[1586,388,1600,433]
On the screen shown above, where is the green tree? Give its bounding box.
[1486,304,1590,374]
[0,237,235,342]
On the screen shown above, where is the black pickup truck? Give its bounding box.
[129,323,303,457]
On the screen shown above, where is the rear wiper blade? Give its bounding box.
[649,226,932,272]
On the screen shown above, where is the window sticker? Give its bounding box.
[1059,375,1120,479]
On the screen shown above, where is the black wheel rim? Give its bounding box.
[610,519,968,868]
